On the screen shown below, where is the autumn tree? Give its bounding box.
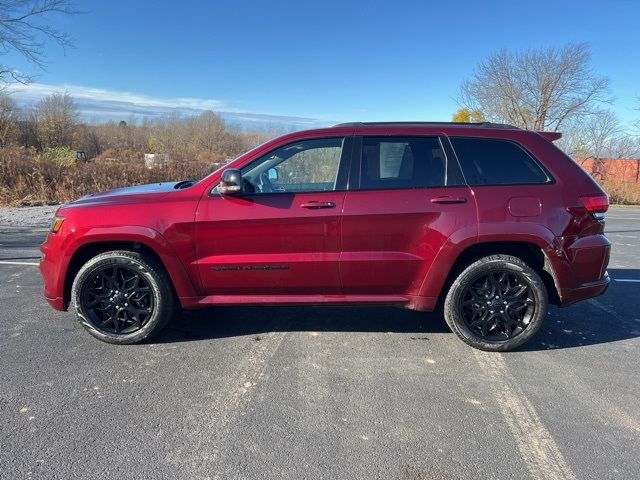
[452,108,484,123]
[0,0,79,84]
[458,43,609,131]
[37,92,77,148]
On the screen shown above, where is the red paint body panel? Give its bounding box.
[39,124,610,313]
[340,186,477,295]
[194,191,345,295]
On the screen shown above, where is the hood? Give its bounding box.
[68,181,188,207]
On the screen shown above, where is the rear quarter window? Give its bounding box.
[450,137,551,185]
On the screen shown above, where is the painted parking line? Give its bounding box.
[0,261,39,266]
[474,351,576,480]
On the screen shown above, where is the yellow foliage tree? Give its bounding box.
[452,108,484,123]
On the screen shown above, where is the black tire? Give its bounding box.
[71,250,175,344]
[443,254,547,352]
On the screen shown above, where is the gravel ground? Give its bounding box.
[0,205,60,228]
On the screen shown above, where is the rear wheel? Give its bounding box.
[71,250,175,344]
[444,254,547,351]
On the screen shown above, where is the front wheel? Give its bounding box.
[71,250,175,344]
[443,254,548,352]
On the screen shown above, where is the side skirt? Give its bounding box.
[179,294,437,312]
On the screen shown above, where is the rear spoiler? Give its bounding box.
[538,131,562,142]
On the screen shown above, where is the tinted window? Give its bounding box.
[450,138,550,185]
[240,137,344,193]
[359,136,446,189]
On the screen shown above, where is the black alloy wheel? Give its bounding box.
[443,254,548,351]
[81,264,155,335]
[460,271,534,341]
[72,250,175,344]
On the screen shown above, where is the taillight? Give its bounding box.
[580,194,609,213]
[580,194,609,220]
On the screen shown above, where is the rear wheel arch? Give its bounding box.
[443,253,548,351]
[438,241,560,307]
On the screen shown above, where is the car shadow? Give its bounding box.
[154,305,450,344]
[153,269,640,351]
[520,268,640,352]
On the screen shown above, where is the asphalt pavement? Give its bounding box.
[0,207,639,480]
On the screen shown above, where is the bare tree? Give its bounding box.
[17,106,39,148]
[189,111,227,152]
[71,123,100,158]
[560,110,639,181]
[459,43,610,131]
[37,92,77,148]
[0,92,18,145]
[578,111,622,161]
[0,0,78,84]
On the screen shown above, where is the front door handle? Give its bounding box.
[430,196,468,205]
[300,201,336,209]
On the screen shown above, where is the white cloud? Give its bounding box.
[3,82,333,131]
[5,82,225,111]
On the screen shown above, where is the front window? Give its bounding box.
[240,137,345,194]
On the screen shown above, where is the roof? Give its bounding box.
[332,121,520,130]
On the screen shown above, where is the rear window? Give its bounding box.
[359,136,447,190]
[450,138,551,185]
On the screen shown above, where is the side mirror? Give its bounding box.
[267,167,279,181]
[219,169,242,195]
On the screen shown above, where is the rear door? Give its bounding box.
[340,135,477,295]
[195,136,352,296]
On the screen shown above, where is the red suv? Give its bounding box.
[39,122,610,351]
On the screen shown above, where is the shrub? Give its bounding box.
[0,146,218,206]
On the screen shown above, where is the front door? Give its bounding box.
[195,136,352,296]
[340,135,477,296]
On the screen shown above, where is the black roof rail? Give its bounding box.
[332,121,520,129]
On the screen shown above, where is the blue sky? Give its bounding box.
[4,0,639,129]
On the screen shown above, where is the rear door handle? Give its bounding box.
[300,201,336,209]
[430,196,467,205]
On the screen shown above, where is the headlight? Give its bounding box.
[50,216,65,233]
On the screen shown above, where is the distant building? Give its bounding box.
[577,158,640,183]
[144,153,170,169]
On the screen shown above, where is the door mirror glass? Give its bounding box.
[219,168,243,195]
[267,167,279,182]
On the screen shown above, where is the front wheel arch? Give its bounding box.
[64,241,178,310]
[71,249,176,344]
